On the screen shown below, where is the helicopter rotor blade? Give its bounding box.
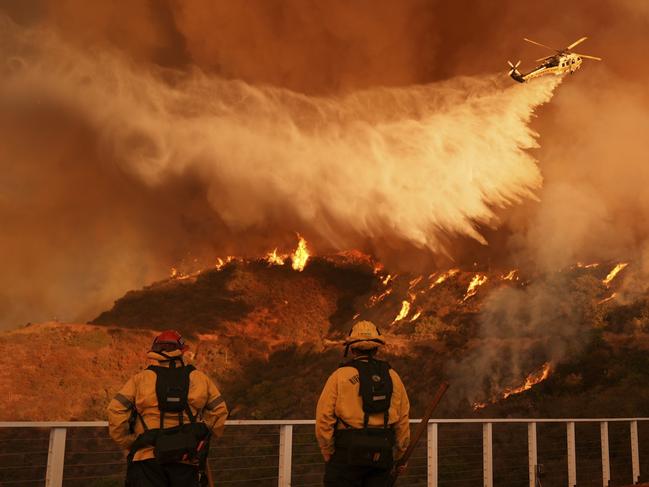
[524,38,560,52]
[507,60,521,75]
[535,56,553,62]
[566,36,588,50]
[575,53,602,61]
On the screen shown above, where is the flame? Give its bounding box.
[393,300,411,323]
[215,256,235,270]
[501,270,518,281]
[169,266,194,280]
[291,236,310,271]
[603,263,628,286]
[266,249,286,266]
[169,267,196,281]
[410,310,422,322]
[473,363,549,416]
[463,274,488,301]
[408,276,423,290]
[577,262,600,269]
[598,292,618,305]
[381,274,394,286]
[368,288,392,307]
[429,268,460,289]
[502,363,552,399]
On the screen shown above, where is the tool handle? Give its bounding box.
[389,382,449,486]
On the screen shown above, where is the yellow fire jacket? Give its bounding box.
[315,359,410,460]
[107,350,228,461]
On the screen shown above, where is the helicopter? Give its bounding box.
[508,36,602,83]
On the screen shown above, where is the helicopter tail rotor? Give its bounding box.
[507,60,524,82]
[507,60,521,76]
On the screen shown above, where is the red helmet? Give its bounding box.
[150,330,188,353]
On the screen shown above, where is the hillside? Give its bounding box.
[2,255,649,421]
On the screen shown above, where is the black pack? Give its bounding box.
[336,358,395,469]
[129,362,210,466]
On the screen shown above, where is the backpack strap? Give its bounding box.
[183,365,196,424]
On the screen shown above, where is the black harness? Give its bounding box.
[128,359,210,467]
[342,357,393,429]
[334,357,395,469]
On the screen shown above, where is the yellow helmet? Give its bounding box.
[344,320,385,351]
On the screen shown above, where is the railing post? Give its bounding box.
[483,422,493,487]
[600,421,610,487]
[428,422,438,487]
[46,427,67,487]
[278,424,293,487]
[567,421,576,487]
[631,420,640,483]
[599,421,611,487]
[528,422,538,487]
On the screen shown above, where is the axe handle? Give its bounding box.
[389,382,449,487]
[194,340,215,487]
[206,459,215,487]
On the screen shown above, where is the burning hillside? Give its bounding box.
[3,238,648,421]
[90,248,647,416]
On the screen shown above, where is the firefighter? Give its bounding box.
[107,330,228,487]
[316,320,410,486]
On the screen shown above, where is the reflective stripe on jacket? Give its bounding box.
[315,361,410,460]
[107,350,228,461]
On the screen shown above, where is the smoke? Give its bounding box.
[449,273,602,406]
[0,15,562,328]
[1,0,649,405]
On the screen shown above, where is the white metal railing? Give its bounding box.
[0,418,646,487]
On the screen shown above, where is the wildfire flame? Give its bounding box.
[291,236,310,271]
[577,262,600,269]
[169,266,194,280]
[502,363,552,399]
[408,276,423,290]
[429,268,459,289]
[368,289,392,307]
[473,362,552,410]
[393,300,411,323]
[381,274,394,286]
[410,310,422,322]
[598,292,618,305]
[215,256,235,270]
[463,274,488,301]
[266,249,286,266]
[501,270,518,281]
[603,263,628,286]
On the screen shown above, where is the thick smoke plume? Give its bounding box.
[0,16,559,327]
